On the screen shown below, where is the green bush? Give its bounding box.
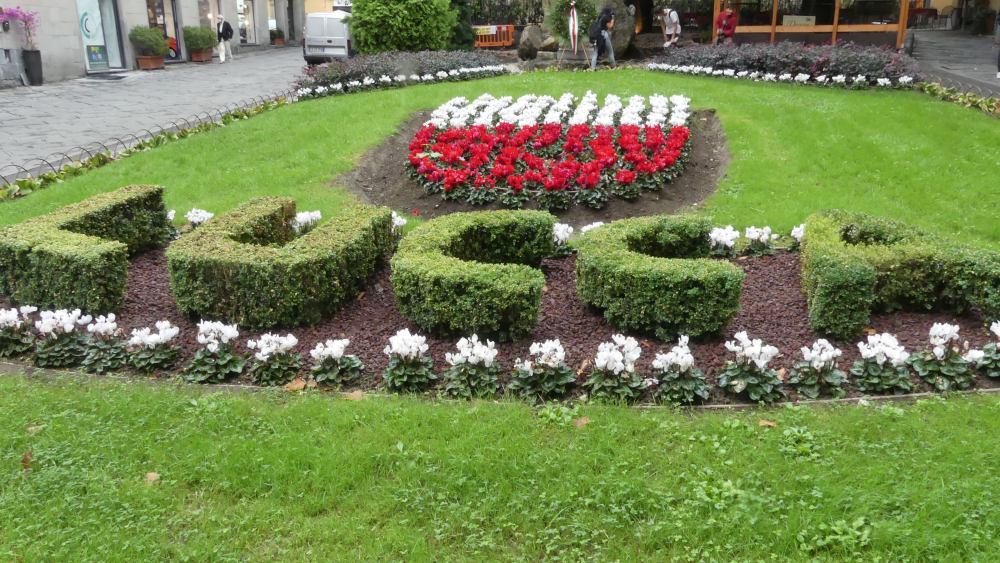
[351,0,458,53]
[449,0,474,50]
[574,215,744,340]
[391,211,556,341]
[167,198,393,328]
[544,0,598,46]
[0,185,173,313]
[183,26,217,51]
[801,211,1000,340]
[128,26,169,57]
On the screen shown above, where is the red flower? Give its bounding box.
[615,169,636,184]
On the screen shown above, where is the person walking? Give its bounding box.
[589,8,616,70]
[714,3,737,45]
[217,15,234,63]
[658,6,682,49]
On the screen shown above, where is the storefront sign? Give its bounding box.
[87,45,109,70]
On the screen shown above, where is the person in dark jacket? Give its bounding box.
[217,15,234,63]
[588,8,615,70]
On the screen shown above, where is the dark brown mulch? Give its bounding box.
[6,248,977,402]
[333,109,730,226]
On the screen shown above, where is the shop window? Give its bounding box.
[237,0,257,43]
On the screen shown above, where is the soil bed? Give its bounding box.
[334,109,729,225]
[6,249,995,405]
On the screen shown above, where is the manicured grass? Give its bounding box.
[1,374,998,560]
[2,70,998,246]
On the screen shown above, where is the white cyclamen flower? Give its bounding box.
[196,320,239,354]
[991,320,1000,340]
[384,328,428,360]
[247,332,298,362]
[800,339,841,371]
[580,222,605,234]
[35,309,92,336]
[391,211,407,233]
[166,209,176,221]
[857,333,909,367]
[128,320,180,348]
[651,335,695,373]
[963,349,984,363]
[86,314,118,337]
[291,210,322,233]
[744,226,778,243]
[185,208,214,225]
[928,322,960,359]
[791,224,805,243]
[310,338,350,361]
[529,339,566,368]
[709,225,740,249]
[898,76,913,85]
[725,331,779,370]
[0,309,24,330]
[594,334,641,375]
[445,334,498,367]
[553,223,574,245]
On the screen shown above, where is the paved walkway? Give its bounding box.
[0,48,305,170]
[911,30,1000,96]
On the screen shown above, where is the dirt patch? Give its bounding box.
[5,248,994,404]
[333,109,729,225]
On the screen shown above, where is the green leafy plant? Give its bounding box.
[536,402,581,426]
[128,26,169,57]
[351,0,457,53]
[183,26,216,51]
[247,333,302,387]
[508,339,576,402]
[976,323,1000,378]
[32,309,92,368]
[787,339,847,399]
[183,321,245,384]
[440,335,501,399]
[0,306,36,359]
[383,329,436,393]
[797,517,872,556]
[779,426,823,461]
[717,331,786,404]
[582,335,645,404]
[907,323,974,392]
[126,321,181,374]
[81,315,128,375]
[648,336,710,406]
[309,339,365,387]
[850,333,912,394]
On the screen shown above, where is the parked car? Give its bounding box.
[303,11,352,64]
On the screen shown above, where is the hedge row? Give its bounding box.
[0,185,173,313]
[391,211,556,341]
[166,198,394,328]
[574,215,744,339]
[801,210,1000,340]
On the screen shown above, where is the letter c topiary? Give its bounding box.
[167,198,394,328]
[574,215,744,339]
[390,211,556,341]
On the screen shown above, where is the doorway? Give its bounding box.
[237,0,257,44]
[146,0,182,60]
[76,0,125,72]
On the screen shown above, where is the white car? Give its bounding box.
[303,11,352,64]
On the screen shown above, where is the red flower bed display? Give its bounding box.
[406,93,694,210]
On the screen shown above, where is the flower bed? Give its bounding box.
[648,62,915,89]
[406,91,694,211]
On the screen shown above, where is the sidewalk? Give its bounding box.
[911,29,1000,96]
[0,48,305,170]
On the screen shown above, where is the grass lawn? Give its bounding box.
[1,70,998,246]
[1,374,999,560]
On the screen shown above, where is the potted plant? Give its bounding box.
[183,25,216,62]
[128,25,169,70]
[270,28,285,46]
[0,7,41,85]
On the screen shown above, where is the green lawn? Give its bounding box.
[2,70,998,246]
[1,374,998,560]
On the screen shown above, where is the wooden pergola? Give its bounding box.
[711,0,911,49]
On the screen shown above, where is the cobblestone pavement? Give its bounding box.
[912,30,1000,96]
[0,48,305,169]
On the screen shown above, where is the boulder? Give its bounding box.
[518,24,544,60]
[600,0,636,56]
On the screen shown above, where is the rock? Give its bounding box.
[518,24,544,60]
[539,35,559,52]
[599,0,636,56]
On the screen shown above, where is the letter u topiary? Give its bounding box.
[167,198,393,328]
[391,211,556,341]
[574,215,744,339]
[0,184,173,313]
[801,210,1000,340]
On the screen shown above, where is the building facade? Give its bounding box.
[0,0,306,85]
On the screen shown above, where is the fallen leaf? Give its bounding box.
[776,368,787,381]
[305,378,318,389]
[20,450,32,473]
[285,378,307,392]
[758,419,777,428]
[864,327,877,336]
[345,390,365,401]
[357,291,365,301]
[577,359,591,376]
[542,284,549,294]
[26,423,45,436]
[144,472,160,485]
[573,416,591,428]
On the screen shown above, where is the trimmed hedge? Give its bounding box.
[801,210,1000,340]
[391,211,556,341]
[167,198,393,328]
[574,215,744,339]
[0,185,172,313]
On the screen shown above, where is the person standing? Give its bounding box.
[589,8,616,70]
[217,15,234,63]
[659,6,682,49]
[714,3,737,45]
